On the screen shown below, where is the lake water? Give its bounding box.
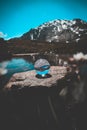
[0,58,34,88]
[0,58,34,75]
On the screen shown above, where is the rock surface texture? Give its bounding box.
[5,66,67,89]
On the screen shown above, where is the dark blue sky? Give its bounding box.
[0,0,87,39]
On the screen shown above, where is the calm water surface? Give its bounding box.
[0,58,34,88]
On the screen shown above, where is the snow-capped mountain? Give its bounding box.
[21,19,87,43]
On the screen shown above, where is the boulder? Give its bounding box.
[5,66,67,90]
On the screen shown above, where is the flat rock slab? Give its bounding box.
[5,66,67,90]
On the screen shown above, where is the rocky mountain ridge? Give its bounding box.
[21,19,87,43]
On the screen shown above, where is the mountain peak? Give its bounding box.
[21,19,87,43]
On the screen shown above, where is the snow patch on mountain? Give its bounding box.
[21,19,87,43]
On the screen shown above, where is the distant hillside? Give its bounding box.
[0,38,11,61]
[6,39,87,54]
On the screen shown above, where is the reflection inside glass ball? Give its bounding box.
[34,59,50,77]
[36,69,50,77]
